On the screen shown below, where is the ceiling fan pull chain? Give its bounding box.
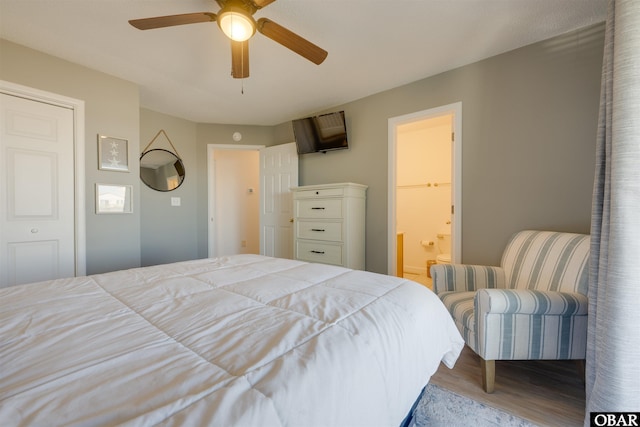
[241,41,245,94]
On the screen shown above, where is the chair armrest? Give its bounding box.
[431,264,505,294]
[475,289,588,315]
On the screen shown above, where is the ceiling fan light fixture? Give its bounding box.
[218,8,256,42]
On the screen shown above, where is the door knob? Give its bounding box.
[289,218,294,223]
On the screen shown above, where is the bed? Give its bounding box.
[0,254,463,426]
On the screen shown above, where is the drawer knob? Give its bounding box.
[311,228,325,232]
[310,250,325,254]
[311,207,325,210]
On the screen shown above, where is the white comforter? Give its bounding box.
[0,255,463,426]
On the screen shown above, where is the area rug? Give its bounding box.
[408,383,539,427]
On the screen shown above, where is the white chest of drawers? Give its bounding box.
[291,182,367,270]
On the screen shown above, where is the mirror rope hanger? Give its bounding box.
[142,129,182,158]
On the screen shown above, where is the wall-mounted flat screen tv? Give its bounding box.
[292,111,348,154]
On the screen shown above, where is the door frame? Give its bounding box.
[387,102,462,275]
[207,144,264,257]
[0,80,86,276]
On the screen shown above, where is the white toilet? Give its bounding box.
[436,233,451,264]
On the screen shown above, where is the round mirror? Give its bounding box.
[140,149,185,192]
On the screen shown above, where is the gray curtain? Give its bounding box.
[586,0,640,422]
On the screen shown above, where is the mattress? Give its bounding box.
[0,254,464,426]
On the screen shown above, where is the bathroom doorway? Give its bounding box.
[387,103,462,284]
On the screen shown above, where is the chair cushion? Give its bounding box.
[438,291,477,352]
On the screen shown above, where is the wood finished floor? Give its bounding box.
[429,346,586,427]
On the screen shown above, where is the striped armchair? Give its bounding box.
[431,230,590,393]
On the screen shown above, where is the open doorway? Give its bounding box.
[207,142,299,259]
[207,144,263,258]
[388,103,462,284]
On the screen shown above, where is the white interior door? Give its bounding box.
[0,93,76,287]
[260,143,298,258]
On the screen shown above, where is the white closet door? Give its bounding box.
[259,142,298,259]
[0,93,75,287]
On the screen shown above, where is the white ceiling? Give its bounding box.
[0,0,607,126]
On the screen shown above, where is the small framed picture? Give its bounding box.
[95,184,133,214]
[98,135,129,172]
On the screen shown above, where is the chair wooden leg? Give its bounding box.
[481,358,495,393]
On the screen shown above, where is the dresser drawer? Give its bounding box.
[296,199,342,219]
[294,187,344,198]
[295,241,343,266]
[296,221,342,241]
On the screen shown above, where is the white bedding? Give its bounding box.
[0,255,463,426]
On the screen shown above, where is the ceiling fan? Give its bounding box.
[129,0,328,79]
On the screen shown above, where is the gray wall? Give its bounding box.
[139,109,198,266]
[275,23,605,272]
[0,39,141,275]
[1,21,605,276]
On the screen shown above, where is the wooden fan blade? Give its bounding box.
[231,40,250,78]
[129,12,216,30]
[257,18,327,65]
[253,0,277,8]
